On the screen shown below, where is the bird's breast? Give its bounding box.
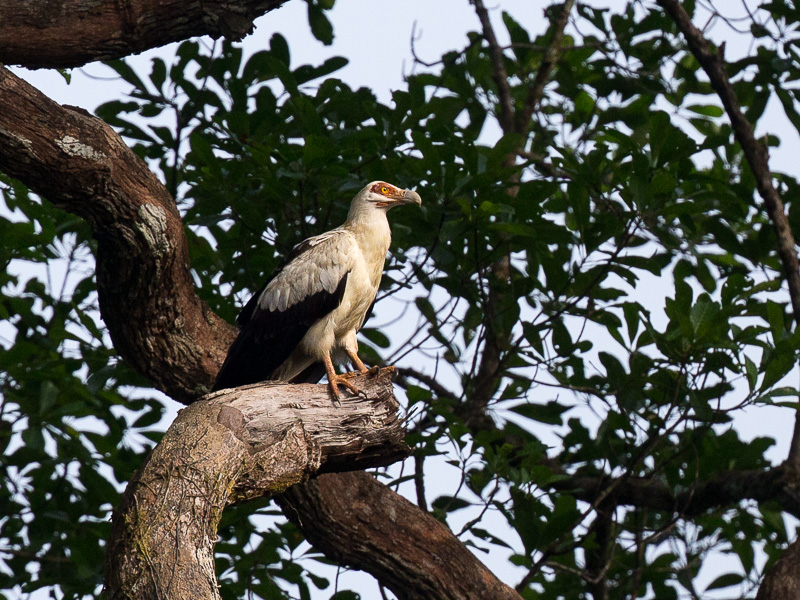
[332,249,384,336]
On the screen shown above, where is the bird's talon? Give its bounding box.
[330,375,361,397]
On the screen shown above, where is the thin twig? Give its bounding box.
[394,365,458,402]
[471,0,515,134]
[517,0,576,133]
[413,454,428,511]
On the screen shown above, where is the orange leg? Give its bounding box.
[323,353,360,404]
[346,348,369,373]
[344,349,382,378]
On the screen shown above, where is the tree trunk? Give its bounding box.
[0,0,287,69]
[106,373,409,600]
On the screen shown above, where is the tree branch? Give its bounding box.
[394,365,458,402]
[471,0,515,134]
[106,372,409,600]
[0,64,234,403]
[516,0,575,132]
[277,472,523,600]
[464,0,576,425]
[0,0,287,69]
[656,0,800,469]
[555,464,800,518]
[757,538,800,600]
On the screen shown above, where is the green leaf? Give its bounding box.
[361,327,390,349]
[307,3,334,45]
[39,380,59,414]
[510,400,570,425]
[686,104,724,117]
[270,33,291,65]
[744,355,757,391]
[704,572,744,592]
[431,496,471,513]
[150,58,167,92]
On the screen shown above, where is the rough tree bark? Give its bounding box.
[106,374,408,600]
[0,0,288,69]
[0,64,524,598]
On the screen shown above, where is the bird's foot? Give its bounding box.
[342,365,380,378]
[328,374,362,406]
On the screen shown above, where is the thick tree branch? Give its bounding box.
[106,372,409,600]
[277,472,523,600]
[464,406,800,523]
[555,464,800,518]
[0,0,287,69]
[656,0,800,469]
[757,538,800,600]
[0,64,234,403]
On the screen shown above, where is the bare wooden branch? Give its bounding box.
[472,0,515,134]
[0,0,287,69]
[106,371,409,600]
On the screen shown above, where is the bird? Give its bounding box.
[212,181,422,401]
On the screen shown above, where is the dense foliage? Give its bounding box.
[4,1,800,598]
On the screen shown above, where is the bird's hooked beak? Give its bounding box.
[378,188,421,208]
[400,189,422,206]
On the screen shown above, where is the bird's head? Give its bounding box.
[353,181,422,212]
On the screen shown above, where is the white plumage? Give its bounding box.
[213,181,422,400]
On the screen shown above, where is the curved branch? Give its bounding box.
[0,65,234,402]
[277,472,523,600]
[106,373,409,600]
[654,4,800,327]
[0,0,287,69]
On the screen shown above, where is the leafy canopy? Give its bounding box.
[3,1,800,598]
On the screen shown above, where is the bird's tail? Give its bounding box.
[290,362,326,384]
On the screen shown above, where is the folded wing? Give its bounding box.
[212,230,356,391]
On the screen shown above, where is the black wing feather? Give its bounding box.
[212,241,349,391]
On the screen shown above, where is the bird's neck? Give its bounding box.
[345,210,392,263]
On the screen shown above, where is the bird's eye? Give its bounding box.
[381,186,389,194]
